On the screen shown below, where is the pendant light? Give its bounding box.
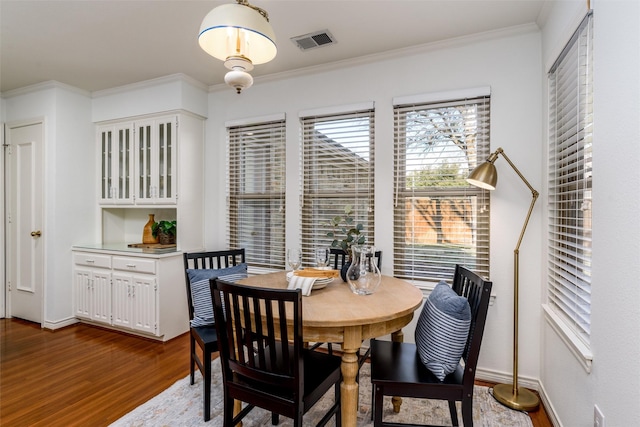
[198,0,277,94]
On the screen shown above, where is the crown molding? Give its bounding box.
[91,73,208,98]
[208,22,540,93]
[1,80,90,99]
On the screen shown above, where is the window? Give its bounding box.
[300,107,375,266]
[393,95,491,284]
[547,12,593,345]
[228,118,286,270]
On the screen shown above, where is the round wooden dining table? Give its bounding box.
[238,271,424,427]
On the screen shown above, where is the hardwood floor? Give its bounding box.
[0,318,553,426]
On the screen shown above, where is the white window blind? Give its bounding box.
[393,96,491,284]
[228,119,286,270]
[547,11,593,345]
[300,108,375,266]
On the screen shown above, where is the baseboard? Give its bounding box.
[476,367,560,426]
[537,381,562,427]
[43,317,79,330]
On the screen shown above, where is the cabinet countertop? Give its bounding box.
[72,243,181,258]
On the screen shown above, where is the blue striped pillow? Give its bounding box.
[187,264,247,328]
[415,281,471,381]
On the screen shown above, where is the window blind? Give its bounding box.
[547,12,593,344]
[228,119,286,270]
[393,96,491,284]
[300,108,375,267]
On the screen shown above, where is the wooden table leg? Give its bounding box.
[234,400,242,427]
[391,329,404,413]
[340,348,359,427]
[341,327,363,427]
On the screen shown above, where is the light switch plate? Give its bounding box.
[594,405,605,427]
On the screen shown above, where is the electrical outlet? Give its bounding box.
[594,405,605,427]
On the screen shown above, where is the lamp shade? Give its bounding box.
[466,161,498,190]
[198,3,277,65]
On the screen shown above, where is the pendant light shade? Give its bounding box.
[198,1,277,93]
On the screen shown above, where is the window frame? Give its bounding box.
[545,11,594,369]
[299,107,375,267]
[393,94,491,286]
[227,117,286,271]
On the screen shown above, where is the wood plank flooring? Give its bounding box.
[0,318,552,426]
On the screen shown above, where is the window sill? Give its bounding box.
[543,304,593,373]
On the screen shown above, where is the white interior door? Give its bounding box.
[6,121,44,324]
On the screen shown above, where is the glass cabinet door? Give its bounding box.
[135,116,176,205]
[157,119,174,201]
[99,123,134,204]
[137,123,153,201]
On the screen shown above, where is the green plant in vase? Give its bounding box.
[152,220,177,245]
[326,205,366,280]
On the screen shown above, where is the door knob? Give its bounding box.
[30,230,42,237]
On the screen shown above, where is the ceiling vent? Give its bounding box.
[290,30,336,51]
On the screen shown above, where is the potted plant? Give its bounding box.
[326,205,366,280]
[326,204,366,254]
[152,220,177,245]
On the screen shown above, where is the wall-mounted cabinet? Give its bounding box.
[96,111,205,252]
[135,116,177,205]
[98,114,178,206]
[99,122,135,204]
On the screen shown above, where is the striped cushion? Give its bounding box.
[415,281,471,381]
[187,264,248,328]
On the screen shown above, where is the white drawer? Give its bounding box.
[74,253,111,269]
[112,256,156,274]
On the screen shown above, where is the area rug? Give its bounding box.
[111,360,532,427]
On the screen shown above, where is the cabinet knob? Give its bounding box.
[30,230,42,237]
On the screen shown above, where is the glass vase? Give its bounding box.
[346,245,381,295]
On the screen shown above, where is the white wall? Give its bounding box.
[3,82,94,327]
[0,97,5,316]
[539,1,640,426]
[92,74,208,122]
[206,26,544,385]
[1,76,209,327]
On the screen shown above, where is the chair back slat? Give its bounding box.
[183,249,245,320]
[330,248,382,270]
[212,279,303,399]
[452,264,492,386]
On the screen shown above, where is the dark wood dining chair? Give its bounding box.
[210,278,342,427]
[330,247,382,270]
[370,264,492,427]
[183,248,246,422]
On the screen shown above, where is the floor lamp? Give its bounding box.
[467,147,540,411]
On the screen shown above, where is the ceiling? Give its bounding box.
[0,0,546,94]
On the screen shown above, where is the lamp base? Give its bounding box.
[492,383,540,412]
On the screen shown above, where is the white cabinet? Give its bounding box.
[98,114,178,206]
[112,272,157,334]
[135,117,177,205]
[72,249,187,341]
[99,122,135,204]
[97,111,204,253]
[73,253,112,324]
[112,256,158,334]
